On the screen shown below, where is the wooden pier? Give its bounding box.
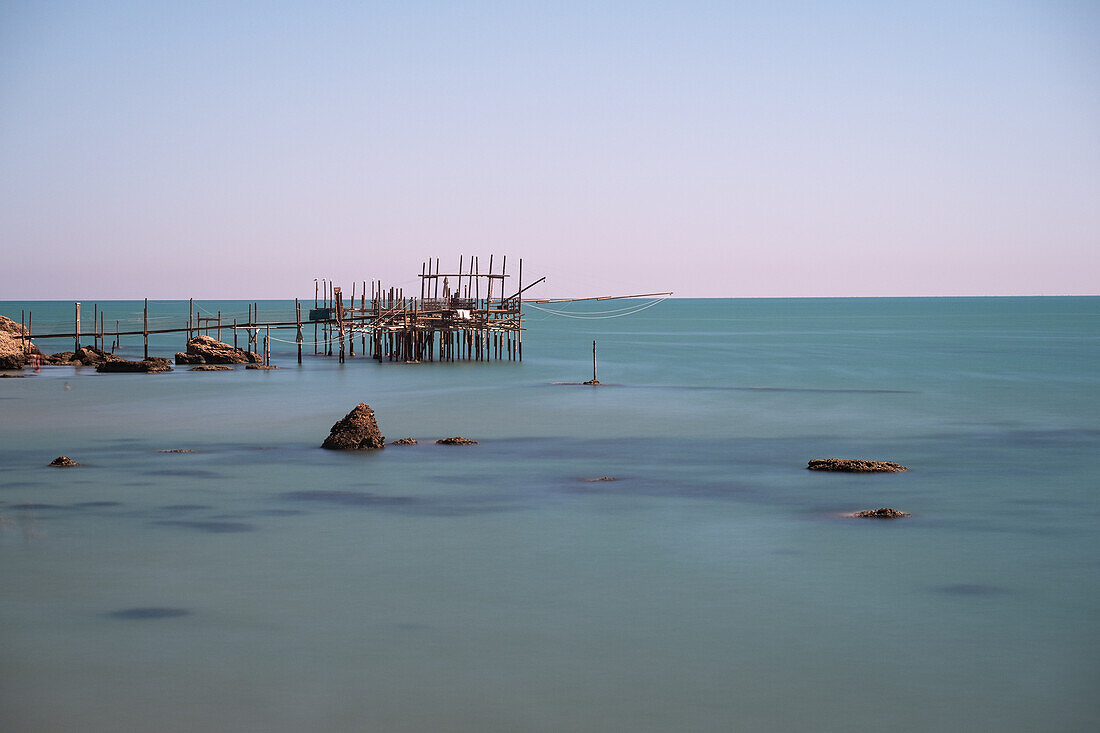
[14,256,542,365]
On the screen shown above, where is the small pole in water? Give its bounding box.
[584,340,600,385]
[142,298,148,359]
[296,299,302,364]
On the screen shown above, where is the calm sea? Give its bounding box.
[1,297,1098,732]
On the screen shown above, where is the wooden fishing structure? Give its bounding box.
[11,255,671,367]
[13,256,540,365]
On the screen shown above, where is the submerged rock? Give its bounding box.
[245,364,278,370]
[175,335,261,365]
[391,438,418,445]
[581,476,617,482]
[49,456,80,467]
[851,507,911,518]
[189,365,232,371]
[436,436,478,445]
[807,459,908,473]
[96,357,173,373]
[322,403,385,450]
[582,378,601,385]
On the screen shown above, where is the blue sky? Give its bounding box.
[2,1,1097,298]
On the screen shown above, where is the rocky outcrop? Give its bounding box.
[49,456,80,467]
[321,403,385,450]
[0,315,30,369]
[436,436,478,445]
[391,438,418,445]
[189,365,232,371]
[176,336,261,365]
[851,507,911,518]
[245,364,278,370]
[96,357,173,373]
[807,459,908,473]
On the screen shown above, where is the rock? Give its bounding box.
[851,507,911,518]
[807,459,908,473]
[391,438,418,445]
[0,315,49,369]
[321,403,385,450]
[47,351,76,365]
[49,456,80,467]
[96,357,173,373]
[245,364,278,370]
[582,476,617,482]
[176,335,261,365]
[0,317,27,370]
[157,449,197,453]
[74,346,112,365]
[189,365,232,371]
[0,373,25,378]
[436,436,478,445]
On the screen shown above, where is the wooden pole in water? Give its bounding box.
[142,298,148,359]
[296,299,302,364]
[518,259,523,361]
[74,302,81,352]
[233,319,238,348]
[314,279,319,355]
[217,311,222,342]
[265,325,270,366]
[592,340,597,382]
[92,304,97,350]
[100,311,104,351]
[189,298,193,340]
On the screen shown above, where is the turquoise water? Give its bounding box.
[1,297,1098,732]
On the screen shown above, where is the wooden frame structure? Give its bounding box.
[311,255,541,363]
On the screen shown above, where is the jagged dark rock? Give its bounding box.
[436,436,478,445]
[391,438,418,445]
[157,449,197,453]
[851,507,911,518]
[175,335,261,365]
[582,476,617,482]
[96,357,173,373]
[807,459,908,473]
[245,364,278,370]
[49,456,80,467]
[321,403,385,450]
[189,365,232,371]
[582,379,601,385]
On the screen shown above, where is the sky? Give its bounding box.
[1,0,1098,299]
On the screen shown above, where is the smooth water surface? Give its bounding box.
[1,297,1098,732]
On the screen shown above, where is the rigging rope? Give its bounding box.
[525,296,670,319]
